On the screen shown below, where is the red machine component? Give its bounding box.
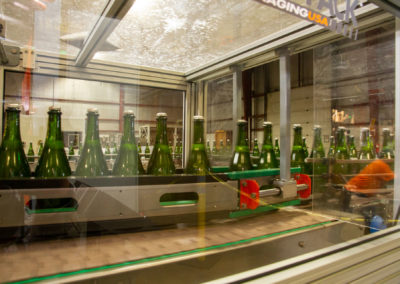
[294,173,312,199]
[239,179,260,210]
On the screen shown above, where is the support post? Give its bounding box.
[394,18,400,223]
[232,65,244,147]
[279,49,291,181]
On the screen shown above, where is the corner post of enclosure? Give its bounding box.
[0,66,4,140]
[231,65,244,147]
[394,18,400,223]
[278,48,291,181]
[184,82,195,168]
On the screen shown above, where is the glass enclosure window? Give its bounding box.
[0,0,109,56]
[206,75,233,166]
[312,22,395,228]
[245,51,314,153]
[4,72,184,171]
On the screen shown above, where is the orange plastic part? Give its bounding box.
[345,159,394,196]
[294,173,312,199]
[240,179,260,210]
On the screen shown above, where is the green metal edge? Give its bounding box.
[26,207,77,214]
[226,167,301,180]
[160,200,198,206]
[10,220,332,284]
[211,166,230,173]
[229,199,301,219]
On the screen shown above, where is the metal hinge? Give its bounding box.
[0,43,20,67]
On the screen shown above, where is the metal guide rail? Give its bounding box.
[0,167,310,239]
[0,210,350,284]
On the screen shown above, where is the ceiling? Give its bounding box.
[1,0,350,73]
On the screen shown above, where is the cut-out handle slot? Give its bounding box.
[25,197,78,214]
[160,192,199,207]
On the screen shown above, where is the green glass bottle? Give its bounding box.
[252,138,260,157]
[169,141,173,153]
[219,139,224,155]
[75,108,109,177]
[179,140,183,154]
[226,138,232,155]
[138,141,142,154]
[186,116,211,175]
[302,137,309,158]
[112,111,145,176]
[145,142,151,158]
[211,140,217,155]
[35,106,71,177]
[258,122,278,169]
[359,128,374,160]
[290,124,306,173]
[38,141,43,157]
[369,134,376,159]
[112,143,118,155]
[333,127,349,177]
[229,120,252,171]
[105,144,111,160]
[327,136,336,158]
[310,126,325,159]
[147,113,175,175]
[309,125,327,190]
[349,135,358,159]
[379,128,394,159]
[68,144,75,161]
[206,140,211,154]
[0,104,31,178]
[274,137,280,166]
[274,137,280,157]
[27,142,35,162]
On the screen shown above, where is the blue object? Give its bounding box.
[370,215,386,233]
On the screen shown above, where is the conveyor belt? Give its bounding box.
[0,209,333,283]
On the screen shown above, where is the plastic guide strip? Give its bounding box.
[225,167,301,180]
[26,208,77,214]
[11,221,333,284]
[229,199,301,218]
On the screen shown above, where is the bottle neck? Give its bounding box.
[155,117,168,145]
[274,139,279,148]
[360,131,369,148]
[122,115,136,144]
[3,110,22,141]
[85,113,100,141]
[350,137,356,148]
[263,126,273,146]
[236,124,248,146]
[312,129,322,149]
[337,130,347,148]
[46,111,63,142]
[293,128,302,146]
[329,137,335,149]
[193,120,205,144]
[382,132,390,147]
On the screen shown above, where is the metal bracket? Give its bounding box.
[22,47,36,69]
[273,179,298,199]
[0,44,20,67]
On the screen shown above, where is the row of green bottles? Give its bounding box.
[208,139,232,155]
